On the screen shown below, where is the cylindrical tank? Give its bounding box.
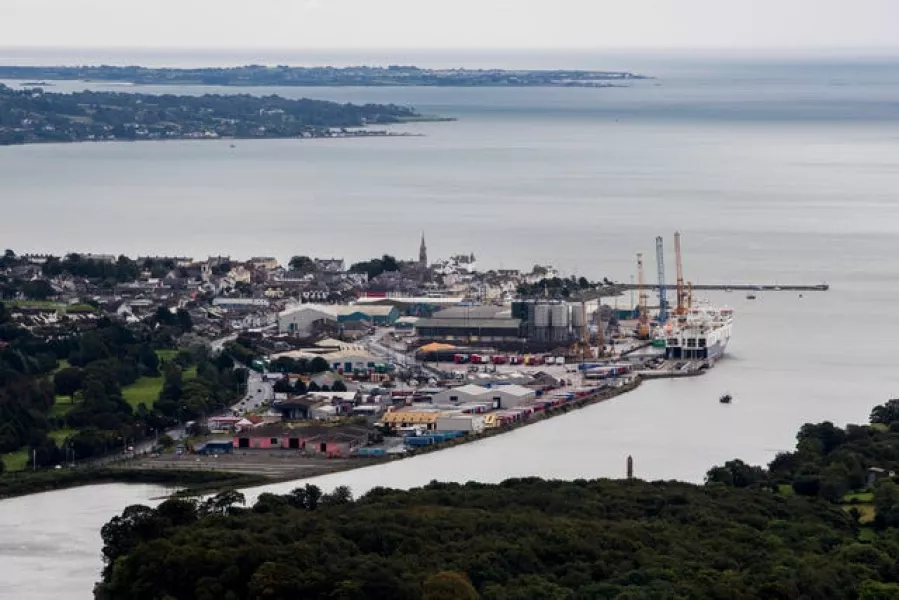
[571,304,585,327]
[534,304,550,327]
[551,304,569,327]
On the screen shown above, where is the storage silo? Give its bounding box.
[570,303,585,328]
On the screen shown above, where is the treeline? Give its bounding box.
[706,399,899,528]
[516,275,617,299]
[349,254,401,281]
[95,400,899,599]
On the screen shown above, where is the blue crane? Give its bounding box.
[655,236,668,324]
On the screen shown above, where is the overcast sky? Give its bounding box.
[1,0,897,50]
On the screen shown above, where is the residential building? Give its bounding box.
[314,258,345,273]
[212,297,270,310]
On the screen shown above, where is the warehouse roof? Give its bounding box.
[335,305,397,317]
[415,318,521,330]
[431,305,508,320]
[490,384,536,397]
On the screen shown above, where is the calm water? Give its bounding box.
[2,52,899,597]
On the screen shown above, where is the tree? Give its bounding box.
[705,459,767,489]
[201,489,246,516]
[309,357,330,373]
[175,309,193,333]
[293,379,307,395]
[273,378,293,394]
[322,485,353,506]
[332,380,348,392]
[21,279,54,300]
[288,255,316,273]
[307,381,321,392]
[422,572,480,600]
[138,345,160,376]
[870,400,899,426]
[873,480,899,529]
[53,367,84,402]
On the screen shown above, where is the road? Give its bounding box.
[231,368,273,414]
[365,328,443,380]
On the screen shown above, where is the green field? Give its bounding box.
[843,491,875,503]
[122,375,164,410]
[3,353,200,471]
[156,349,178,362]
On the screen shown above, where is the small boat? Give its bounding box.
[719,393,732,404]
[229,144,236,149]
[746,293,756,300]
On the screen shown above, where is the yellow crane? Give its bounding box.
[636,253,650,339]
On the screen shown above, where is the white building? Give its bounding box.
[278,304,338,336]
[431,384,491,405]
[436,414,486,433]
[486,384,537,409]
[212,297,270,310]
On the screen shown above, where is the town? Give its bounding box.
[0,233,715,479]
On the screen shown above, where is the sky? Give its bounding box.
[1,0,898,51]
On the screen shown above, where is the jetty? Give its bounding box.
[620,283,829,292]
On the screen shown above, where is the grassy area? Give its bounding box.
[843,491,874,503]
[50,395,76,418]
[122,375,165,410]
[858,527,878,542]
[53,359,71,373]
[843,504,876,524]
[777,484,795,496]
[870,423,889,433]
[156,349,178,362]
[8,300,66,310]
[49,429,75,445]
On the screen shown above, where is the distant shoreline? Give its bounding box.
[0,129,439,149]
[0,64,650,88]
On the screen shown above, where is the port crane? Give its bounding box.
[636,253,650,339]
[655,236,668,324]
[674,231,686,318]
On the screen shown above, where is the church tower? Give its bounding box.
[419,232,428,267]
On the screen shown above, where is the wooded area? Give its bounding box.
[95,399,899,599]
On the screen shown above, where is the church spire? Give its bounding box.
[419,232,427,267]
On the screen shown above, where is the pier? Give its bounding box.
[620,283,829,292]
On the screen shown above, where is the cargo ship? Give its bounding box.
[660,303,733,361]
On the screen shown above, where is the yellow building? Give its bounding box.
[382,409,444,431]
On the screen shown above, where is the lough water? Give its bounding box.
[1,52,899,597]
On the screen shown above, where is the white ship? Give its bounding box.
[661,303,733,361]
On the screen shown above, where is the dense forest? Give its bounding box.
[0,84,421,146]
[96,400,899,599]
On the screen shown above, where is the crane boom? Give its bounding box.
[674,231,685,317]
[655,236,668,324]
[636,253,650,339]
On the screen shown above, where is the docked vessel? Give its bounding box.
[661,303,733,361]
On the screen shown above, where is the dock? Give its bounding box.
[621,283,829,292]
[635,360,706,379]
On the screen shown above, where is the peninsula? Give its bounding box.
[0,84,438,146]
[0,64,647,88]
